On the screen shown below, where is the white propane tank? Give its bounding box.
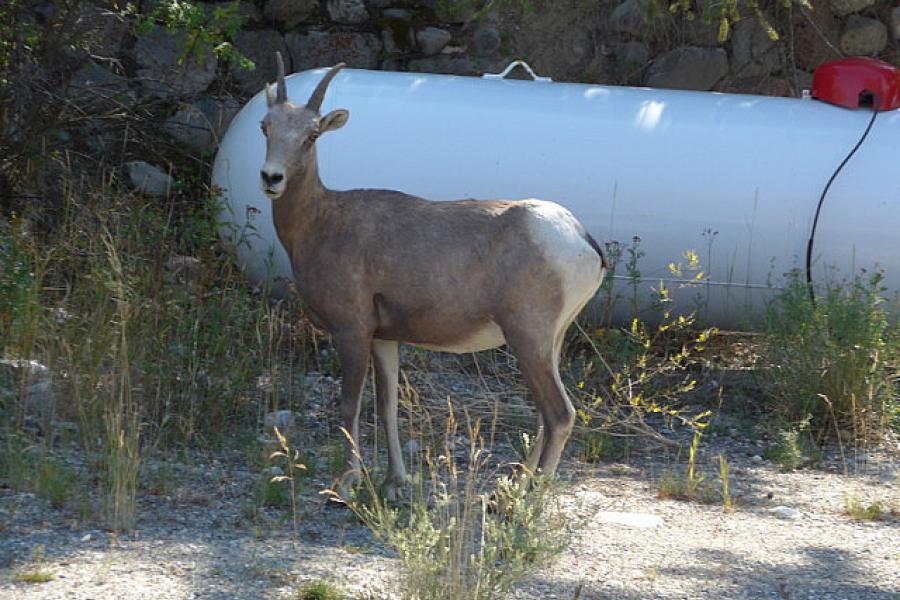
[212,60,900,327]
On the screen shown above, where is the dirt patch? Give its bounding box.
[1,369,898,599]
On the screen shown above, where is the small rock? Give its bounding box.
[416,0,477,24]
[829,0,874,17]
[595,511,664,528]
[51,420,79,433]
[382,8,411,20]
[81,533,92,542]
[125,161,173,198]
[326,0,368,24]
[417,27,452,56]
[263,0,319,29]
[164,256,205,288]
[0,359,56,420]
[769,505,801,519]
[751,455,763,463]
[840,15,887,56]
[264,410,296,432]
[471,27,500,56]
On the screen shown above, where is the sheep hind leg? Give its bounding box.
[503,325,575,478]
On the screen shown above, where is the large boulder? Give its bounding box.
[615,40,650,84]
[230,30,290,96]
[645,46,729,90]
[829,0,874,17]
[74,3,130,59]
[610,0,672,39]
[407,55,475,75]
[263,0,319,28]
[840,16,888,56]
[791,0,841,71]
[416,27,452,56]
[66,63,133,112]
[285,31,382,71]
[134,26,217,99]
[326,0,368,24]
[497,0,605,82]
[731,17,781,78]
[164,97,241,153]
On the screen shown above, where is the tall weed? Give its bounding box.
[1,171,312,528]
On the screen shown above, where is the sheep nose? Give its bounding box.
[260,170,284,186]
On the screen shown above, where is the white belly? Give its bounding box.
[415,321,506,354]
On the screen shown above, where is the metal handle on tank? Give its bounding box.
[482,60,552,83]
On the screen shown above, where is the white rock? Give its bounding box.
[595,511,664,528]
[125,161,173,198]
[769,505,801,519]
[264,410,296,432]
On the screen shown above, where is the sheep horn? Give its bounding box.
[306,63,346,113]
[275,52,287,104]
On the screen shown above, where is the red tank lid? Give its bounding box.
[811,57,900,111]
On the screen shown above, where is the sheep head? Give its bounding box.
[259,54,348,199]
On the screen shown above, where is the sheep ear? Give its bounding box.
[266,83,276,108]
[319,109,349,133]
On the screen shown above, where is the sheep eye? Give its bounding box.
[308,132,320,143]
[260,122,268,136]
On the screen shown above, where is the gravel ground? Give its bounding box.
[1,369,898,599]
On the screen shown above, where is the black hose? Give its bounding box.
[805,94,880,305]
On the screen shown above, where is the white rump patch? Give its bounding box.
[522,199,606,335]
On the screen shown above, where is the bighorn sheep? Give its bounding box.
[260,54,607,499]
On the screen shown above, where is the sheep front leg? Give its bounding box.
[334,334,372,500]
[372,339,406,500]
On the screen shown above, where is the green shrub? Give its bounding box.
[760,270,898,443]
[295,581,346,600]
[338,414,569,600]
[36,457,78,509]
